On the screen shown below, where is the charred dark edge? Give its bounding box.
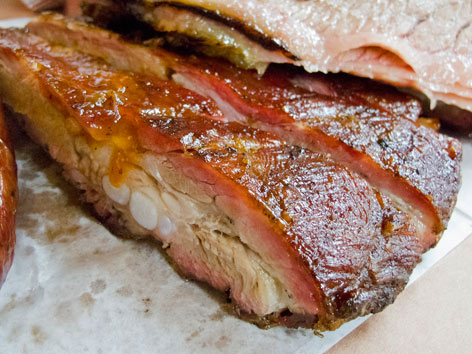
[140,1,299,60]
[80,2,163,42]
[0,103,17,288]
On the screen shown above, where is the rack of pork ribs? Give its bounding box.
[0,14,461,330]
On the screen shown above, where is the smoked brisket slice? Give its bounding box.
[0,26,422,329]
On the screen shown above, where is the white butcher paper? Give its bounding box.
[1,18,472,354]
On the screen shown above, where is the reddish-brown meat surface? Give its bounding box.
[168,56,461,249]
[161,128,421,321]
[0,28,423,325]
[25,15,462,251]
[288,71,423,122]
[0,101,17,287]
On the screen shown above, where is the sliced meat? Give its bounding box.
[0,27,422,329]
[0,101,17,287]
[27,14,462,251]
[126,1,295,73]
[171,60,462,250]
[118,0,472,129]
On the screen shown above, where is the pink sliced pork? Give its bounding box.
[115,0,472,129]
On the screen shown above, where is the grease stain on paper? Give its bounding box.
[0,293,17,316]
[209,309,226,322]
[90,279,107,294]
[116,285,134,297]
[0,288,43,317]
[185,327,203,342]
[17,185,86,245]
[215,335,231,349]
[142,297,153,316]
[31,325,47,344]
[7,325,22,342]
[47,224,83,243]
[79,292,95,308]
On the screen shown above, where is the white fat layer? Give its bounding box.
[141,152,163,182]
[102,176,130,205]
[130,191,159,230]
[161,192,182,217]
[158,214,174,243]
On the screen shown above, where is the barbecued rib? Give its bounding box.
[170,60,462,250]
[0,27,422,329]
[27,14,462,251]
[0,101,17,287]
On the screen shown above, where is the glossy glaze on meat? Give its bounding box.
[0,102,17,287]
[0,27,424,328]
[169,56,461,249]
[164,129,422,322]
[26,15,462,251]
[28,14,463,250]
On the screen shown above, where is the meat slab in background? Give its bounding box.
[113,0,472,131]
[19,0,472,130]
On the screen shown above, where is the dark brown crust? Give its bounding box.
[0,101,17,287]
[170,58,462,248]
[177,144,421,320]
[144,122,423,323]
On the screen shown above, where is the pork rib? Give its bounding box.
[0,26,423,329]
[170,59,462,250]
[27,14,462,251]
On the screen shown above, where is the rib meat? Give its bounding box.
[0,26,424,329]
[0,101,17,287]
[170,59,461,250]
[27,14,462,251]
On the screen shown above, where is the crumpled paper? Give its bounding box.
[1,18,472,354]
